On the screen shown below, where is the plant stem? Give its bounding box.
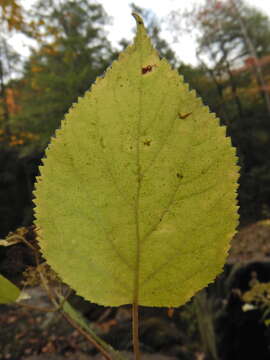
[132,301,141,360]
[19,235,122,359]
[18,302,56,313]
[62,312,113,360]
[61,298,125,360]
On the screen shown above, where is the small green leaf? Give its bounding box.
[61,297,125,360]
[34,15,239,307]
[0,274,20,304]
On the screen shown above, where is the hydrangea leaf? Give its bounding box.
[0,274,20,304]
[34,14,239,307]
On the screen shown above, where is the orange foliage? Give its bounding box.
[232,55,270,74]
[0,129,39,147]
[6,88,20,114]
[228,55,270,98]
[0,0,24,31]
[42,46,59,56]
[31,66,43,73]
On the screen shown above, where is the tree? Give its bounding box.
[229,0,270,115]
[195,0,270,62]
[12,0,114,150]
[0,0,24,137]
[190,0,270,116]
[0,0,24,31]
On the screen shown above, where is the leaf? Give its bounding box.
[0,274,20,304]
[61,297,125,360]
[34,14,239,307]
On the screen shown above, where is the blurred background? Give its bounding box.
[1,0,270,359]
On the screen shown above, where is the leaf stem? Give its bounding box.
[19,233,122,359]
[132,301,141,360]
[61,298,125,360]
[62,312,113,360]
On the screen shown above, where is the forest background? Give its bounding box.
[2,0,270,231]
[1,0,270,359]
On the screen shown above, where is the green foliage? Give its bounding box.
[243,281,270,326]
[34,15,238,307]
[194,0,270,63]
[11,0,114,151]
[0,0,24,32]
[62,297,125,360]
[243,282,270,305]
[0,274,20,304]
[0,1,22,136]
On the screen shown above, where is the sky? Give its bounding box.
[9,0,270,66]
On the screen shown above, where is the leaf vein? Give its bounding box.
[142,181,220,245]
[141,222,226,289]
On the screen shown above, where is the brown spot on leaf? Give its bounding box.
[143,139,151,146]
[176,172,183,179]
[142,64,156,75]
[178,112,192,119]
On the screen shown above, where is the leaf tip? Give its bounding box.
[132,12,144,27]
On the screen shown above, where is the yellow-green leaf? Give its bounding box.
[34,14,239,307]
[0,274,20,304]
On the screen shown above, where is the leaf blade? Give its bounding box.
[34,15,239,307]
[0,274,20,304]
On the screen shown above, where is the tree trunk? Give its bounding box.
[230,0,270,117]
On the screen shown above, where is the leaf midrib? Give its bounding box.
[133,41,143,305]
